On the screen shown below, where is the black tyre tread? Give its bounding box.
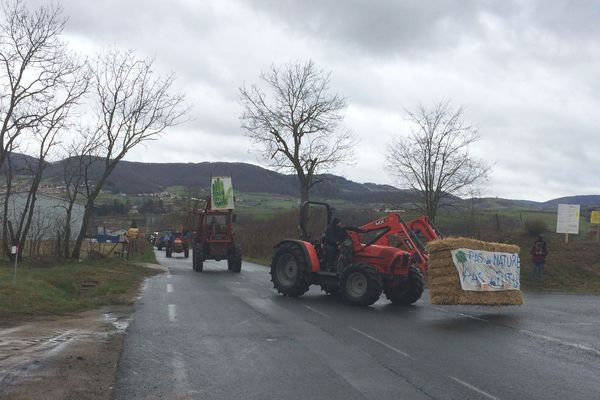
[384,265,424,305]
[270,242,311,297]
[192,245,204,272]
[340,264,382,306]
[228,242,242,273]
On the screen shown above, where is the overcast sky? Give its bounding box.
[33,0,600,201]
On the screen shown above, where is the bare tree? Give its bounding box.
[61,129,101,258]
[385,100,490,222]
[0,0,88,258]
[0,1,75,170]
[239,60,354,226]
[71,48,187,259]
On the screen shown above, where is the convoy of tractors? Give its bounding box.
[152,192,442,306]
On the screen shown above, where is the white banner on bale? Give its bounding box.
[450,248,520,291]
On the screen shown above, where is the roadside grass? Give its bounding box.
[0,256,161,320]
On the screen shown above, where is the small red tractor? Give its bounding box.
[166,231,190,258]
[270,202,442,306]
[192,197,242,273]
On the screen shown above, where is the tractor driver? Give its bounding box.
[322,218,348,267]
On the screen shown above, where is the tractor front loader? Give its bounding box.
[270,202,442,306]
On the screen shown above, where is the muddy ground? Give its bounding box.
[0,305,134,400]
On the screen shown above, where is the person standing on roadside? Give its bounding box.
[530,235,548,281]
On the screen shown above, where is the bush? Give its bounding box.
[524,218,548,236]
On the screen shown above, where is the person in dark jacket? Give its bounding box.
[530,235,548,280]
[322,218,347,267]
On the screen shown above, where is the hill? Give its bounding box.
[40,159,413,204]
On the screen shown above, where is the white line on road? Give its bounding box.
[168,304,177,322]
[348,327,412,359]
[450,376,499,400]
[172,351,191,397]
[166,283,173,293]
[520,329,600,357]
[304,305,331,318]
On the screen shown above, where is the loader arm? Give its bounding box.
[355,213,443,272]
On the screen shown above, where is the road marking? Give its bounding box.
[166,283,173,293]
[450,376,499,400]
[304,305,331,318]
[348,327,412,359]
[168,304,177,322]
[520,329,600,357]
[172,351,190,397]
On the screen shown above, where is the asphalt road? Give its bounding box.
[113,250,600,400]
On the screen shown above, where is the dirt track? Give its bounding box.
[0,306,134,400]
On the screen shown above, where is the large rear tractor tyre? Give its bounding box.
[270,243,311,297]
[384,265,424,305]
[340,264,382,306]
[227,243,242,273]
[192,246,204,272]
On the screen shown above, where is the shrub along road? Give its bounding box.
[114,250,600,400]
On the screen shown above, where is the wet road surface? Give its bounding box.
[113,250,600,399]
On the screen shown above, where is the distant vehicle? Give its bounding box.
[156,231,172,251]
[166,231,190,258]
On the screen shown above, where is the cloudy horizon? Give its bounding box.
[25,0,600,202]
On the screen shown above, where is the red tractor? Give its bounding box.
[165,231,190,258]
[192,197,242,273]
[270,202,442,306]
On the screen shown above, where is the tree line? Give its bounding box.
[0,1,186,260]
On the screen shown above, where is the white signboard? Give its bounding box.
[451,249,520,291]
[210,176,234,209]
[556,204,580,234]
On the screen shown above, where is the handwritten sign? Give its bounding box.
[591,211,600,225]
[556,204,580,234]
[451,249,520,291]
[211,176,234,209]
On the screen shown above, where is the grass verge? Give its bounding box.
[0,256,161,321]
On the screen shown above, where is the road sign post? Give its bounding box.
[11,245,18,285]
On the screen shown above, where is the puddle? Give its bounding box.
[103,312,132,333]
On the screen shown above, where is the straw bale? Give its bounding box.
[427,237,522,306]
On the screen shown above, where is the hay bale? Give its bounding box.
[426,237,523,305]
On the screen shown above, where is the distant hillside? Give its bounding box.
[5,153,599,208]
[543,195,600,207]
[40,158,414,204]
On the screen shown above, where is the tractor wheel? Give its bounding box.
[320,284,340,296]
[227,243,242,273]
[184,248,189,258]
[384,265,424,305]
[192,246,204,272]
[270,242,311,297]
[340,264,382,306]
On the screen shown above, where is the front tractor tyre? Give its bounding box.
[383,265,424,305]
[270,243,311,297]
[192,246,204,272]
[227,243,242,273]
[340,264,382,306]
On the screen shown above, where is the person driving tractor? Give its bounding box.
[322,217,348,267]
